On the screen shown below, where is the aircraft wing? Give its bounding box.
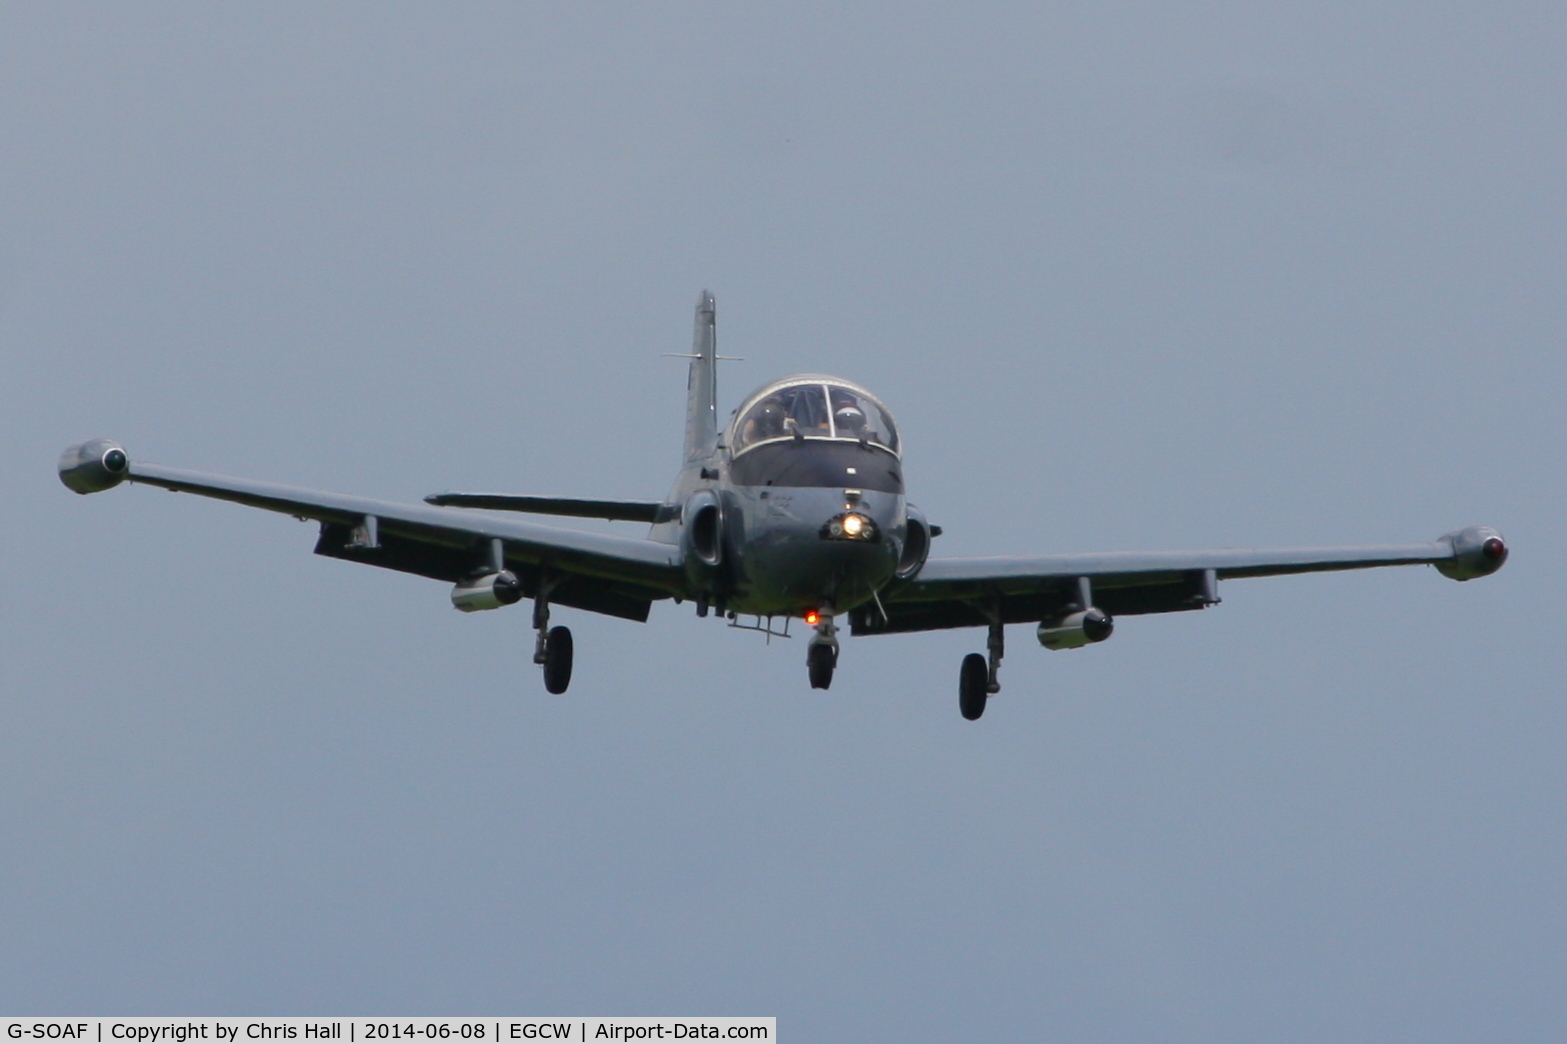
[852,531,1507,635]
[61,441,684,622]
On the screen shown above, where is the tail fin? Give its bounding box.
[683,290,718,463]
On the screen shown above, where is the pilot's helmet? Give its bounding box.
[834,403,867,433]
[750,400,786,438]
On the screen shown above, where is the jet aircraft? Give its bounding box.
[60,291,1508,719]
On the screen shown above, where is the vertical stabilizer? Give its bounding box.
[684,290,719,463]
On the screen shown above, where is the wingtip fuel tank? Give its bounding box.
[1435,525,1509,580]
[59,438,129,494]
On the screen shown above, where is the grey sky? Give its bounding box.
[2,4,1563,1039]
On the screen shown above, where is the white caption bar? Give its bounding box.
[3,1021,774,1044]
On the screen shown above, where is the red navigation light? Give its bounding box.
[1483,537,1507,560]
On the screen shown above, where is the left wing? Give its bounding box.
[853,528,1508,635]
[59,439,684,622]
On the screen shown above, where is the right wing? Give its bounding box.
[60,439,684,622]
[853,529,1508,635]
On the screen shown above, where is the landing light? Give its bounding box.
[821,511,878,542]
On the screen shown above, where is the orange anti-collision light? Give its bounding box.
[805,609,820,626]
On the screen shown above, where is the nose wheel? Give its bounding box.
[808,642,837,689]
[806,606,840,690]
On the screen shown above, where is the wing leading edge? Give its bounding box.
[59,440,684,623]
[854,529,1507,635]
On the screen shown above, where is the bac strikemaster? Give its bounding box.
[61,292,1508,720]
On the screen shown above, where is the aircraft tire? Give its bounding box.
[808,643,835,690]
[543,625,574,694]
[959,653,988,720]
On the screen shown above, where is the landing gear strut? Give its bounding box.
[959,618,1004,720]
[533,583,573,694]
[807,606,839,690]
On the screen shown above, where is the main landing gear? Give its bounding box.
[533,584,573,694]
[807,607,839,690]
[959,618,1004,721]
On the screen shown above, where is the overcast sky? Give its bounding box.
[2,4,1563,1039]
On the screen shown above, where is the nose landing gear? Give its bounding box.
[807,607,839,690]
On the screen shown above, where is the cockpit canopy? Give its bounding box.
[730,376,900,457]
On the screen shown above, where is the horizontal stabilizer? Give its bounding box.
[425,492,670,523]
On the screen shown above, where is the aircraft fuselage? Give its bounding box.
[650,373,911,620]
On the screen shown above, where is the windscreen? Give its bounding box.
[732,380,900,455]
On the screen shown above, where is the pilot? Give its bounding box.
[742,397,787,444]
[833,399,867,436]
